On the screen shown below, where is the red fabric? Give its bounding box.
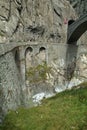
[64,18,68,24]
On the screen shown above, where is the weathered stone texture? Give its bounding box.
[68,0,87,16]
[23,43,87,96]
[0,0,76,43]
[0,0,87,119]
[0,52,23,114]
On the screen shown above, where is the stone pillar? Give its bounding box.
[19,46,26,87]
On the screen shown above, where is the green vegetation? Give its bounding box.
[0,84,87,130]
[26,62,52,83]
[78,82,87,88]
[0,32,5,37]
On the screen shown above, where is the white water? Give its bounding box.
[32,78,83,104]
[32,92,55,104]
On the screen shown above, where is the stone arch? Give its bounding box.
[68,14,87,43]
[25,47,33,55]
[38,47,46,63]
[39,47,46,52]
[25,47,33,69]
[25,47,33,83]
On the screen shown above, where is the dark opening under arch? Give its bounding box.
[25,47,33,82]
[39,47,46,52]
[25,47,33,55]
[68,19,75,25]
[68,21,87,43]
[68,14,87,44]
[14,49,20,71]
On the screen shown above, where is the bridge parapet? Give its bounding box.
[0,42,70,56]
[0,42,39,56]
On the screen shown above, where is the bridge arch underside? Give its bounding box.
[68,21,87,44]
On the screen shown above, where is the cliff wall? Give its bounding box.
[0,0,87,122]
[68,0,87,16]
[0,0,76,43]
[0,51,24,120]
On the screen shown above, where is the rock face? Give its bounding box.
[0,0,87,122]
[0,51,24,112]
[68,0,87,16]
[0,0,76,43]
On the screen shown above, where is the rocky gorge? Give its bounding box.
[0,0,87,122]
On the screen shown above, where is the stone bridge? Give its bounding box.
[0,41,87,85]
[0,42,48,84]
[1,14,87,117]
[1,12,87,86]
[68,13,87,44]
[1,41,87,113]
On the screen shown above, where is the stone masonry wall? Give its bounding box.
[0,0,76,43]
[24,43,87,98]
[0,0,87,120]
[0,51,24,120]
[0,42,87,120]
